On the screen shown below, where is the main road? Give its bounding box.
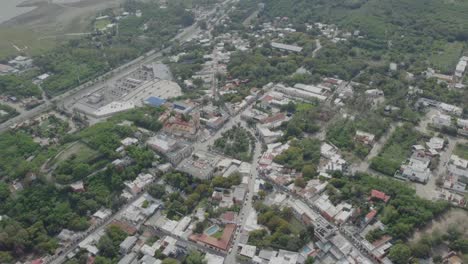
[225,130,262,264]
[0,0,236,133]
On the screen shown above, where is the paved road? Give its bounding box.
[224,129,261,264]
[46,190,149,264]
[258,170,377,263]
[0,9,207,133]
[312,39,322,58]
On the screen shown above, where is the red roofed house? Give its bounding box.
[31,259,43,264]
[260,113,288,129]
[189,223,236,252]
[365,209,377,223]
[370,190,390,203]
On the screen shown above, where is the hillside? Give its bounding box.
[262,0,468,41]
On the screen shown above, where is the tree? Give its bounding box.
[305,256,315,264]
[302,164,317,179]
[185,250,206,264]
[148,184,166,199]
[94,256,112,264]
[162,258,178,264]
[294,177,306,188]
[97,235,117,258]
[194,222,205,234]
[388,244,411,264]
[0,251,13,264]
[0,182,10,201]
[411,242,431,258]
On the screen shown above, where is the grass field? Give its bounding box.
[52,141,100,166]
[0,27,56,60]
[454,143,468,160]
[289,217,306,234]
[95,18,111,31]
[429,41,464,74]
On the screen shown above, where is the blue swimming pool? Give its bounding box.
[301,245,312,254]
[205,225,220,236]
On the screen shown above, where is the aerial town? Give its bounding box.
[0,0,467,264]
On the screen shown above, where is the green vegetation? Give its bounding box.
[213,125,253,161]
[262,0,468,45]
[97,226,128,261]
[0,105,167,261]
[110,106,164,132]
[53,144,103,184]
[370,124,423,175]
[0,74,41,98]
[0,131,40,179]
[227,35,321,88]
[327,173,449,241]
[152,172,212,220]
[95,18,111,31]
[274,138,321,178]
[429,41,464,74]
[327,114,389,158]
[77,121,134,158]
[212,172,242,189]
[184,250,207,264]
[280,103,326,139]
[248,203,314,251]
[388,244,412,264]
[33,1,194,96]
[0,104,18,124]
[454,143,468,160]
[410,224,468,262]
[0,27,56,60]
[258,0,468,109]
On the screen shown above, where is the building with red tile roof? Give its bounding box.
[365,209,377,223]
[370,190,390,203]
[189,223,236,252]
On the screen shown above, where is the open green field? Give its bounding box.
[95,18,111,31]
[429,41,464,74]
[289,217,306,234]
[51,141,100,166]
[0,27,56,60]
[370,125,423,175]
[454,143,468,160]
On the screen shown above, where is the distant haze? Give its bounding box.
[0,0,91,24]
[0,0,36,24]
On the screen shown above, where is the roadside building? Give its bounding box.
[189,223,237,252]
[271,42,303,53]
[432,112,452,128]
[119,236,138,255]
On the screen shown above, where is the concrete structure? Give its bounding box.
[177,151,220,180]
[274,83,327,101]
[189,223,236,252]
[257,125,283,143]
[119,236,138,255]
[400,152,432,183]
[271,42,303,53]
[432,112,452,128]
